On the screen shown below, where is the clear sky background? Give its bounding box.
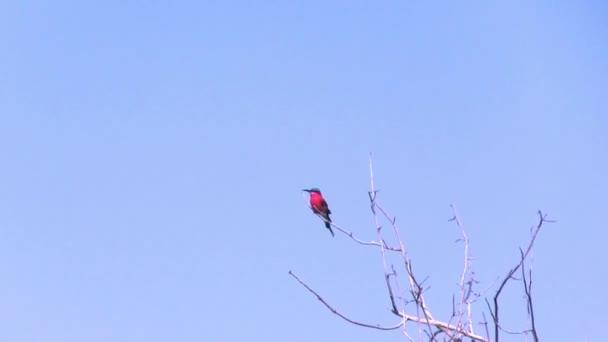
[1,1,607,341]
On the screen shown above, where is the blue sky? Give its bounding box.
[1,1,607,341]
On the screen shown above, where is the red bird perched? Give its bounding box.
[303,188,334,237]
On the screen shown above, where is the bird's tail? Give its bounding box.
[324,220,334,237]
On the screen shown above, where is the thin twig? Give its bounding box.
[521,252,538,342]
[368,155,435,340]
[481,312,491,342]
[390,264,408,331]
[386,270,400,315]
[368,154,403,327]
[374,203,445,340]
[450,204,474,335]
[288,271,403,330]
[318,213,402,251]
[403,330,416,342]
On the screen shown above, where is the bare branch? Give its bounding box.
[402,330,416,342]
[367,154,410,335]
[374,203,443,338]
[369,155,438,340]
[449,204,474,334]
[521,251,538,342]
[317,212,402,251]
[385,269,400,315]
[390,264,408,331]
[491,210,550,342]
[481,312,491,342]
[288,270,403,331]
[390,311,488,342]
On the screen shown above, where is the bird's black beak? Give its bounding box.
[302,189,311,192]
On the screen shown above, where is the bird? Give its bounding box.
[302,188,334,237]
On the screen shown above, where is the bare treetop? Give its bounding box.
[292,156,551,342]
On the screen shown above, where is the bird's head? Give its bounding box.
[302,188,322,194]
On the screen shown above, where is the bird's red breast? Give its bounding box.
[310,192,328,213]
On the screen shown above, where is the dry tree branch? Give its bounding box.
[489,210,551,342]
[402,330,416,342]
[481,312,491,342]
[367,156,447,341]
[367,155,409,335]
[521,251,538,342]
[368,154,430,339]
[373,201,446,341]
[395,313,488,342]
[385,268,400,315]
[390,263,409,329]
[321,214,401,251]
[288,271,404,331]
[449,204,474,334]
[496,325,534,336]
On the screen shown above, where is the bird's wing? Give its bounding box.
[321,199,331,214]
